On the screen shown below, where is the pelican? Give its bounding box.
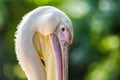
[15,6,73,80]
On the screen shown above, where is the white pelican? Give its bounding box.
[15,6,73,80]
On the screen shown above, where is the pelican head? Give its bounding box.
[15,6,73,80]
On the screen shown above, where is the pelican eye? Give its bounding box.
[61,27,65,32]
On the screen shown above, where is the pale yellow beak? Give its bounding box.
[32,31,70,80]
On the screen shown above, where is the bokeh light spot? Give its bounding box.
[13,64,26,79]
[108,36,119,49]
[63,1,90,18]
[99,0,115,12]
[99,35,120,52]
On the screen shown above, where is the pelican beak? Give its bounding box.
[50,33,70,80]
[33,30,71,80]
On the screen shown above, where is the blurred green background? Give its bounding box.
[0,0,120,80]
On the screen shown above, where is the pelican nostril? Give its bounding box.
[41,58,45,67]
